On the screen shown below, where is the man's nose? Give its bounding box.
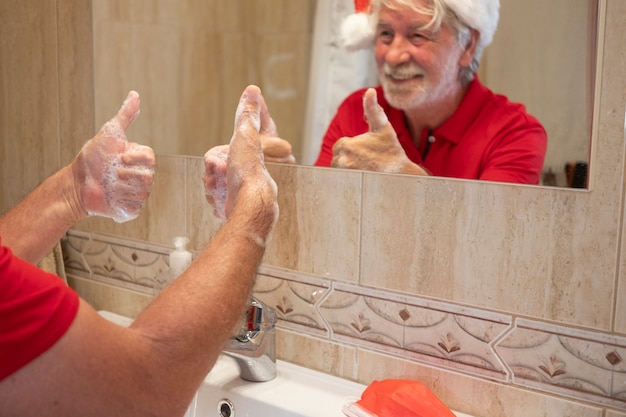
[385,37,412,65]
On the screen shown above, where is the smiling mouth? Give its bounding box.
[386,73,423,82]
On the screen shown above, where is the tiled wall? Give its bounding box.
[0,0,94,211]
[64,226,626,414]
[3,1,626,417]
[66,158,626,417]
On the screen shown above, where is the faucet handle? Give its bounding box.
[224,297,278,382]
[235,297,276,342]
[245,298,264,332]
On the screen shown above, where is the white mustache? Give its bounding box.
[383,62,425,80]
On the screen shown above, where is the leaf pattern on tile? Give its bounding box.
[276,296,294,315]
[438,333,461,354]
[102,256,117,274]
[351,313,372,333]
[91,252,133,282]
[496,325,626,404]
[403,310,509,375]
[320,292,404,347]
[539,355,567,378]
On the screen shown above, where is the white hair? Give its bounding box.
[368,0,500,83]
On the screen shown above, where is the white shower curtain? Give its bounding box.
[301,0,378,165]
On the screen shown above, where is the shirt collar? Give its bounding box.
[432,78,488,144]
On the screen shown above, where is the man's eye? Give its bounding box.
[377,30,393,42]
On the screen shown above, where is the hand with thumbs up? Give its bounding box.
[71,91,155,222]
[331,88,428,175]
[203,85,278,245]
[0,91,156,263]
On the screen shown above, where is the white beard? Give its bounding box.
[379,59,460,111]
[380,62,427,110]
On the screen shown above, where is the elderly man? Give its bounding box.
[313,0,547,184]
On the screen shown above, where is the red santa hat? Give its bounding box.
[340,0,500,52]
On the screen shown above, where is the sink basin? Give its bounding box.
[188,355,476,417]
[97,311,475,417]
[189,355,365,417]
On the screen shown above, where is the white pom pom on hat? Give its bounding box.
[339,0,500,52]
[340,0,376,51]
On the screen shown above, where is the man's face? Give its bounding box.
[374,1,470,111]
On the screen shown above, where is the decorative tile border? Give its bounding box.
[253,273,330,336]
[496,318,626,409]
[319,286,511,381]
[62,230,171,294]
[63,230,626,411]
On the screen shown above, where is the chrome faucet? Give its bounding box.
[223,297,277,382]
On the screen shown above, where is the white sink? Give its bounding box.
[187,355,476,417]
[98,311,475,417]
[188,355,365,417]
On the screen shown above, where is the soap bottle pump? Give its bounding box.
[153,236,192,295]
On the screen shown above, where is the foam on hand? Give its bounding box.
[203,145,229,221]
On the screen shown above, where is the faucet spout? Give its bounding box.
[223,297,277,382]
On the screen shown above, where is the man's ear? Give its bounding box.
[459,28,480,67]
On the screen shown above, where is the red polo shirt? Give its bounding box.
[0,239,79,380]
[314,79,547,184]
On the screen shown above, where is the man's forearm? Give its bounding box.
[0,165,84,263]
[126,210,269,411]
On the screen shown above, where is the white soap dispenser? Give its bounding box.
[169,236,192,277]
[153,236,192,295]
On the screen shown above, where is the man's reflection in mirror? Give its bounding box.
[303,0,547,184]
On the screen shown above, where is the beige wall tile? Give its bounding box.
[361,173,619,330]
[69,275,152,318]
[612,0,626,336]
[92,0,132,21]
[619,196,626,333]
[276,328,357,381]
[264,165,362,281]
[57,0,95,163]
[0,0,60,212]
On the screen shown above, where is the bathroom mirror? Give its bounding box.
[93,0,599,188]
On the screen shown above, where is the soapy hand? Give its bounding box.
[331,88,428,175]
[71,91,155,222]
[203,86,279,244]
